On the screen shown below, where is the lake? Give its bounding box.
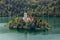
[0,17,60,40]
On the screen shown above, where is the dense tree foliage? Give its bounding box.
[0,0,60,17]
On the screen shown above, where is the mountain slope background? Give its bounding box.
[0,0,60,17]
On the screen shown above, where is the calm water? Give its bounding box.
[0,17,60,40]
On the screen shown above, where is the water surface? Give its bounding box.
[0,17,60,40]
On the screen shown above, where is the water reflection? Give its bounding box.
[0,23,60,35]
[0,17,60,40]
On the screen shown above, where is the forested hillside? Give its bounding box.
[0,0,60,17]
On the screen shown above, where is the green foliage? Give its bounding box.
[0,0,60,17]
